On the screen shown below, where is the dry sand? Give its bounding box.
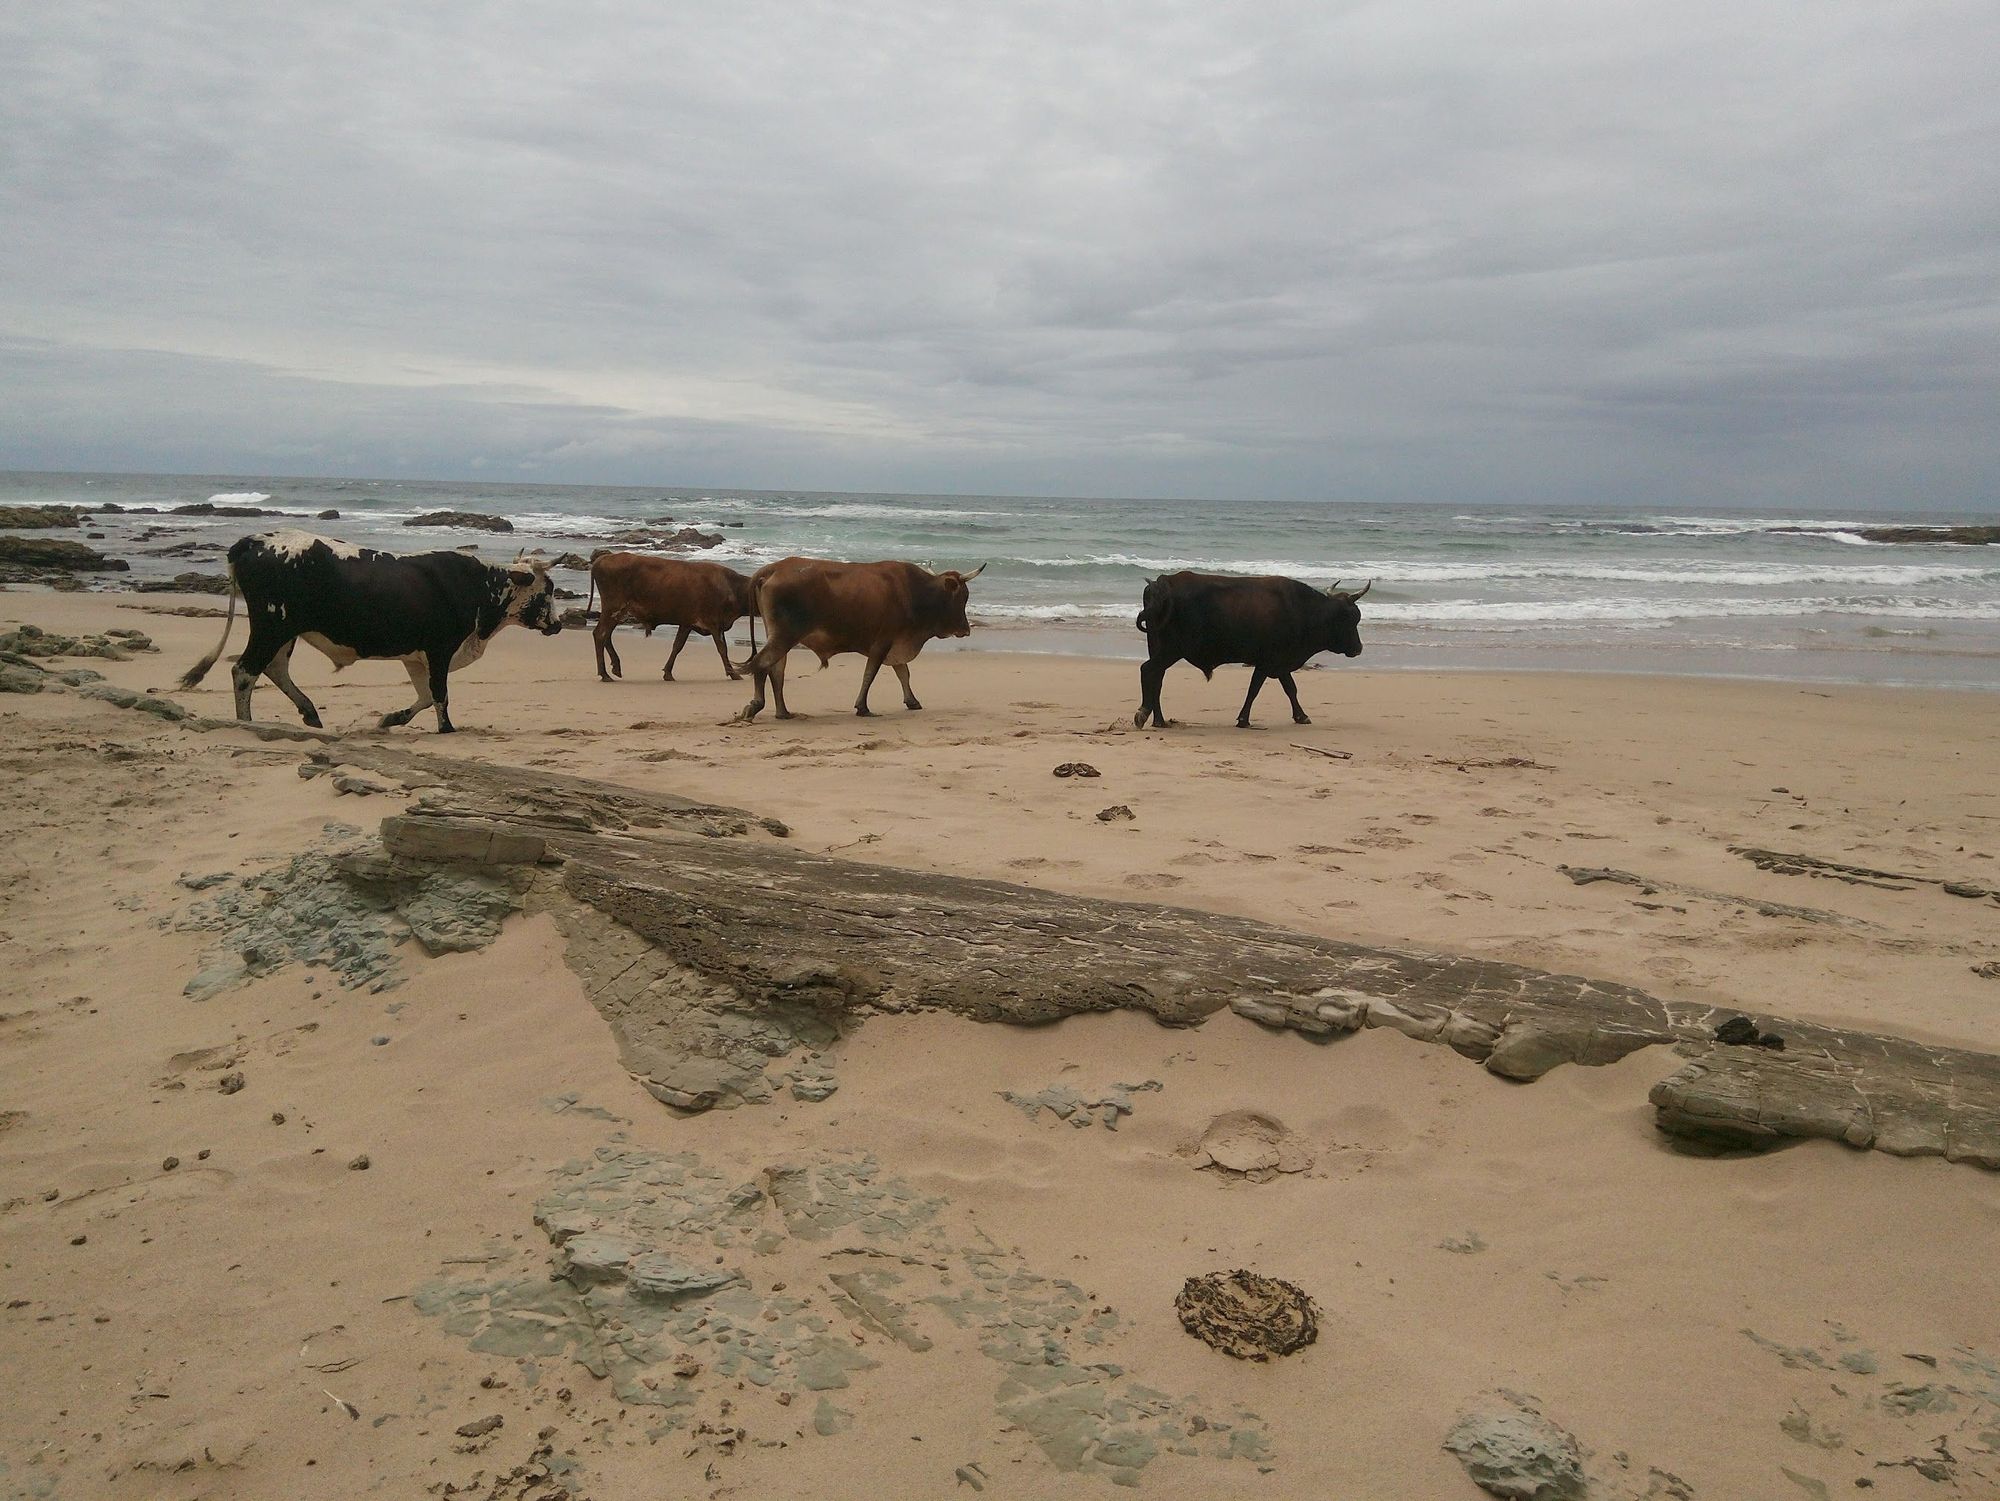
[3,588,1998,1501]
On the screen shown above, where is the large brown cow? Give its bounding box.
[586,552,758,683]
[738,557,985,720]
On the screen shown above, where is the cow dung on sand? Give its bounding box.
[1175,1269,1320,1360]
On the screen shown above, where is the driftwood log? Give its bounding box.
[300,741,2000,1170]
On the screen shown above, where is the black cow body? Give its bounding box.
[1134,571,1368,729]
[178,530,560,732]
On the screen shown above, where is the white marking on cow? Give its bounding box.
[259,529,360,561]
[299,631,360,669]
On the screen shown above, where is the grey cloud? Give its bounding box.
[1,0,1996,506]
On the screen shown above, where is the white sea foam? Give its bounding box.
[207,491,271,504]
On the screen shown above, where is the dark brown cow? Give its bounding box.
[586,552,758,683]
[739,557,985,720]
[1135,571,1369,728]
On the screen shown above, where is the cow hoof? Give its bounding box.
[436,724,457,735]
[854,707,873,717]
[904,699,922,711]
[596,674,612,684]
[304,714,324,729]
[1293,713,1312,725]
[1235,719,1252,729]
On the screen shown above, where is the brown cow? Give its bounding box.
[739,557,985,720]
[587,552,758,683]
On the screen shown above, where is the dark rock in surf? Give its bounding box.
[405,511,514,533]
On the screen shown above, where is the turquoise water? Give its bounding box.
[6,470,1999,687]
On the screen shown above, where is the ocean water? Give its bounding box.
[6,470,1999,688]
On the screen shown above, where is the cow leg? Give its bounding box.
[379,657,434,729]
[231,624,292,724]
[713,627,741,680]
[425,647,456,734]
[663,625,692,681]
[1277,671,1311,725]
[593,613,621,682]
[1135,656,1177,728]
[259,639,324,729]
[766,650,793,718]
[854,651,888,715]
[891,663,921,710]
[1236,669,1270,728]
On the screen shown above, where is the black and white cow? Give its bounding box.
[178,530,560,733]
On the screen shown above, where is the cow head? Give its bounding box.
[1322,578,1370,658]
[930,562,986,638]
[503,556,563,636]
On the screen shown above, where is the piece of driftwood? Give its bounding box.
[1289,743,1353,761]
[300,741,2000,1169]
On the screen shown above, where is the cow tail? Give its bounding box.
[1135,577,1171,635]
[177,567,240,689]
[586,567,596,619]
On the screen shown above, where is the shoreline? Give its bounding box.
[20,579,2000,693]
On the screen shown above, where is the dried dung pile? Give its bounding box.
[1175,1269,1319,1360]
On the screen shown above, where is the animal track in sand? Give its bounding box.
[1125,873,1184,890]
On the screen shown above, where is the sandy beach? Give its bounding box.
[4,588,1999,1501]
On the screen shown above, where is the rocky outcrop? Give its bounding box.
[135,572,234,595]
[1850,525,2000,546]
[0,624,155,660]
[171,501,271,517]
[601,526,724,551]
[267,740,1999,1168]
[1443,1395,1587,1500]
[404,510,514,532]
[0,505,83,528]
[0,536,128,572]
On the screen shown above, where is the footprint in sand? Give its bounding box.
[1124,873,1184,890]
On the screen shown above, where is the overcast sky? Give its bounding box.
[2,1,1996,507]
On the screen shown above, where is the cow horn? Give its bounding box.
[964,562,987,581]
[1327,579,1343,594]
[1352,578,1373,600]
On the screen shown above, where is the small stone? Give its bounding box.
[455,1414,504,1439]
[271,1112,286,1125]
[218,1072,245,1095]
[70,1235,87,1246]
[161,1156,180,1172]
[671,1353,702,1379]
[197,1149,210,1160]
[348,1154,370,1171]
[370,1035,390,1046]
[1096,804,1135,822]
[42,1189,59,1202]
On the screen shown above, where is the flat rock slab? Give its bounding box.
[327,746,2000,1171]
